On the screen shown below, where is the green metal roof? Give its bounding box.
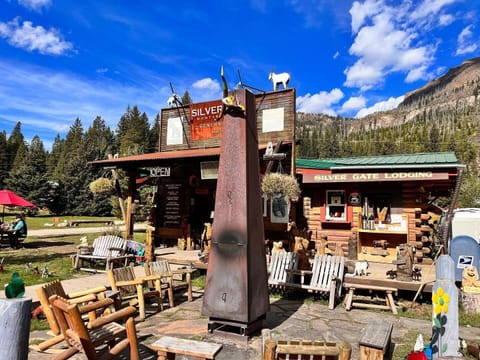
[296,152,459,170]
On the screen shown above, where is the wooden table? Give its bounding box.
[150,336,222,360]
[343,282,398,314]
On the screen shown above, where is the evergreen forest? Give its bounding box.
[1,91,479,218]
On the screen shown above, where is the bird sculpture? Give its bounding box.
[5,272,25,298]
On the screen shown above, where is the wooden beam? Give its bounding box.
[264,141,283,174]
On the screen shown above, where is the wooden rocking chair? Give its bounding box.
[33,280,108,352]
[49,295,139,360]
[107,265,163,320]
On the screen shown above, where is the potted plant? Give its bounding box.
[261,173,300,201]
[89,177,115,195]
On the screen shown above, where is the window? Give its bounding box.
[325,190,346,220]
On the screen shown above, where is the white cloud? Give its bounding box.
[350,0,382,34]
[405,65,431,83]
[341,95,366,112]
[192,77,220,91]
[355,95,404,118]
[345,0,455,90]
[296,88,344,115]
[456,25,478,56]
[17,0,51,11]
[438,14,454,26]
[190,78,221,102]
[409,0,457,21]
[0,18,73,55]
[333,51,339,59]
[0,59,169,147]
[343,60,383,91]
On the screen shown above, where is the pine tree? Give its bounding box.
[7,122,25,170]
[425,124,441,152]
[0,131,8,187]
[84,116,116,216]
[117,105,151,156]
[149,113,161,152]
[52,118,92,215]
[182,91,193,105]
[5,136,51,210]
[85,116,116,161]
[46,134,65,177]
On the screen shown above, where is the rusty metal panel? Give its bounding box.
[201,89,270,324]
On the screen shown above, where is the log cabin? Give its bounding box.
[296,153,464,264]
[91,88,464,270]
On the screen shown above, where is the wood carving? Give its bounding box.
[294,236,311,270]
[271,241,286,254]
[462,265,480,288]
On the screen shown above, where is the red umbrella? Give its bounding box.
[0,189,36,221]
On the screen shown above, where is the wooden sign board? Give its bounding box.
[159,89,295,152]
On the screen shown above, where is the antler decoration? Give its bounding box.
[216,66,245,121]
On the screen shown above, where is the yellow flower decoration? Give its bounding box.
[432,287,450,315]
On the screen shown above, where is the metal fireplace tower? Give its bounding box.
[201,88,270,338]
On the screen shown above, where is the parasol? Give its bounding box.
[0,189,36,221]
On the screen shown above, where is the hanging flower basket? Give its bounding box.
[261,173,300,202]
[89,177,115,195]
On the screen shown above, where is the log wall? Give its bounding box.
[303,181,442,264]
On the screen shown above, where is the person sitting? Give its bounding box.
[9,213,27,249]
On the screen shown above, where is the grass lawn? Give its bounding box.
[1,235,86,287]
[0,217,147,332]
[2,214,118,230]
[0,215,146,287]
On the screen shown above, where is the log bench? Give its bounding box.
[264,338,352,360]
[343,282,397,314]
[150,336,222,360]
[262,328,351,360]
[359,320,393,360]
[67,219,114,227]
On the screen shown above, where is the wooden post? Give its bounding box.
[145,225,154,261]
[263,339,276,360]
[348,232,357,260]
[0,298,32,360]
[262,329,274,360]
[338,341,352,360]
[432,255,459,359]
[124,172,136,240]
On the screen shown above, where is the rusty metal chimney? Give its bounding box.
[201,89,270,339]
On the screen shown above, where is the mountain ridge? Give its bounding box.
[297,56,480,135]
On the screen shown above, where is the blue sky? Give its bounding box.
[0,0,478,150]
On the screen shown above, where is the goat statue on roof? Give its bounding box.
[167,93,181,108]
[268,71,290,91]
